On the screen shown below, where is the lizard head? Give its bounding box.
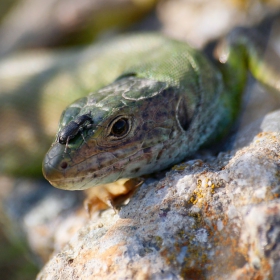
[42,77,186,190]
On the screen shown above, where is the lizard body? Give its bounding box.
[42,29,280,190]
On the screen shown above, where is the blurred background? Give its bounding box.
[1,0,280,279]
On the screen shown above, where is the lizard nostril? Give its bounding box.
[60,162,68,169]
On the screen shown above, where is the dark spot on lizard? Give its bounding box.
[132,167,140,173]
[156,149,164,161]
[142,122,150,131]
[142,111,149,118]
[143,147,152,154]
[177,97,191,131]
[160,88,173,98]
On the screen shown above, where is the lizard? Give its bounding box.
[42,28,280,194]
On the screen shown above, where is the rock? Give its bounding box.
[37,110,280,279]
[0,179,85,264]
[0,0,155,56]
[157,0,280,48]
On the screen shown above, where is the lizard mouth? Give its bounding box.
[43,157,122,190]
[44,170,116,190]
[42,142,124,190]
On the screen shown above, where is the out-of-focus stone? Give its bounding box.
[0,179,86,263]
[157,0,280,48]
[0,0,156,56]
[37,110,280,279]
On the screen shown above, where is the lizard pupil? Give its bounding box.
[111,118,128,137]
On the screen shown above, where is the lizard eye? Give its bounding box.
[109,117,130,139]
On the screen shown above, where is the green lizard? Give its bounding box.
[42,28,280,190]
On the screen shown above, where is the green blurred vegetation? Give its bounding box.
[0,0,18,23]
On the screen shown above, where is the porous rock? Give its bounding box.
[37,110,280,279]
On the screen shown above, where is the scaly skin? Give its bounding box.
[42,28,280,190]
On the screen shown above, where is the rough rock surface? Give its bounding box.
[37,110,280,279]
